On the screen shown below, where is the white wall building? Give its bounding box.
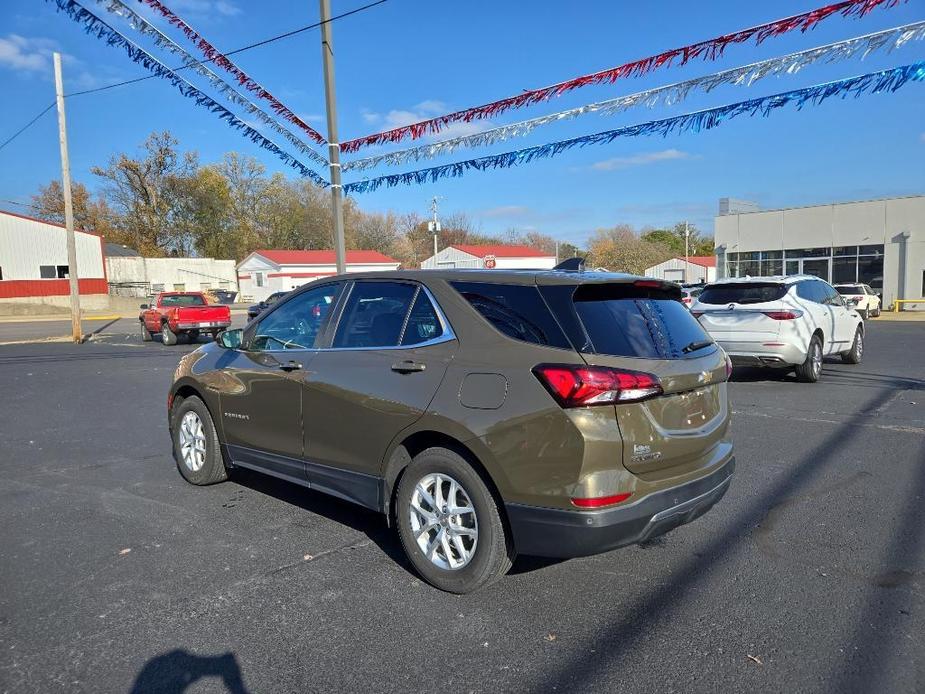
[0,210,108,308]
[421,244,557,270]
[645,256,717,284]
[107,256,238,296]
[237,249,400,301]
[714,195,925,306]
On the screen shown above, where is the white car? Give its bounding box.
[834,283,881,319]
[691,275,864,383]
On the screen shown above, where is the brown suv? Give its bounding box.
[168,270,734,593]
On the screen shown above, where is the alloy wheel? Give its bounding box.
[409,473,478,570]
[178,410,207,472]
[812,341,822,378]
[856,330,864,359]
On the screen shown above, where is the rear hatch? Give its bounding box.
[176,305,231,323]
[539,280,728,476]
[692,281,789,341]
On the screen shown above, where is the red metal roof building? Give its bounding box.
[0,209,109,309]
[421,244,557,270]
[237,249,400,301]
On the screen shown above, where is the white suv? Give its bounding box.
[691,276,864,383]
[834,283,881,319]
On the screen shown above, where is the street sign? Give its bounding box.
[484,255,496,269]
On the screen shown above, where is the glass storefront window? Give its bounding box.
[739,260,760,276]
[761,250,783,260]
[785,260,800,276]
[764,260,783,276]
[786,247,829,258]
[858,256,883,290]
[859,244,884,257]
[832,256,857,284]
[833,246,857,257]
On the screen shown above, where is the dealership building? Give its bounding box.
[421,244,557,270]
[714,195,925,306]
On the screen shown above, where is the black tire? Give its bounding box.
[162,323,178,346]
[795,334,823,383]
[170,395,227,485]
[140,320,152,342]
[872,306,881,318]
[395,447,514,594]
[187,330,200,343]
[841,326,864,364]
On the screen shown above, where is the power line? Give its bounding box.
[0,102,55,154]
[66,0,389,98]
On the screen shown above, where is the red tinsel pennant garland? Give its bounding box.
[340,0,905,153]
[140,0,327,145]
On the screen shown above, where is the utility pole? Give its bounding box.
[684,220,691,284]
[319,0,346,274]
[53,52,82,343]
[428,196,441,266]
[555,240,559,264]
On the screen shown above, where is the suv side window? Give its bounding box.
[251,283,341,351]
[822,283,843,306]
[333,281,417,348]
[401,290,444,346]
[451,281,571,349]
[797,280,825,304]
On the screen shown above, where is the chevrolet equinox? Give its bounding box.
[168,270,735,593]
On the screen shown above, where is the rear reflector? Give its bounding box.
[682,296,692,304]
[763,310,804,320]
[533,364,663,407]
[571,492,632,508]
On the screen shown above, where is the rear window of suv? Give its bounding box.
[539,283,714,359]
[836,285,864,295]
[697,283,788,305]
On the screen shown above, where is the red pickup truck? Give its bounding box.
[139,292,232,345]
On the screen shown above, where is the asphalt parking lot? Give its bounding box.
[1,319,922,693]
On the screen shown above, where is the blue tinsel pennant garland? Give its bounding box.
[342,22,925,173]
[50,0,329,188]
[88,0,327,168]
[344,61,925,195]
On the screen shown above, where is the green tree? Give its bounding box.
[587,225,673,274]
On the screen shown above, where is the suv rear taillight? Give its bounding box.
[763,310,804,320]
[533,364,663,407]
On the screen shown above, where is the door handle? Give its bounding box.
[279,360,302,372]
[391,360,426,373]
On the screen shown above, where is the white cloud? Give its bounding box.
[360,100,490,140]
[481,205,530,218]
[0,34,58,73]
[590,149,692,171]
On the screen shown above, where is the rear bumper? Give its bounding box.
[716,339,805,367]
[175,321,231,330]
[505,457,735,558]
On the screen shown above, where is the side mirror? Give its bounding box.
[139,303,149,309]
[216,328,243,350]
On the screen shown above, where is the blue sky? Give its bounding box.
[0,0,923,247]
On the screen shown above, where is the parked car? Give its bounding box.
[167,269,735,593]
[834,283,881,319]
[140,292,232,345]
[691,275,864,382]
[680,284,704,307]
[247,291,288,320]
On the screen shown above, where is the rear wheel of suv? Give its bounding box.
[795,334,823,383]
[140,321,152,342]
[170,395,227,485]
[841,327,864,364]
[396,447,513,594]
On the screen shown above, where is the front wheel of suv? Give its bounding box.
[841,327,864,364]
[395,447,513,594]
[795,334,823,383]
[170,395,228,485]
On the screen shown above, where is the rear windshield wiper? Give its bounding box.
[681,339,714,354]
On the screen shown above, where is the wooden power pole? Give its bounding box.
[319,0,347,275]
[53,52,82,343]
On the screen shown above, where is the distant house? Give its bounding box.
[421,244,556,270]
[237,249,401,301]
[645,256,717,284]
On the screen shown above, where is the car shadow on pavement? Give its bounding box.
[130,649,249,693]
[530,385,908,691]
[228,466,412,572]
